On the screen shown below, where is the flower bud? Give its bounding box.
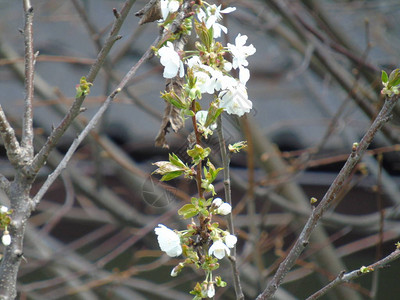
[224,234,237,248]
[207,282,215,298]
[212,198,223,208]
[216,203,232,215]
[2,231,11,246]
[170,262,184,277]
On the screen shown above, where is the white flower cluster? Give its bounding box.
[157,2,256,117]
[208,234,237,259]
[212,198,232,215]
[1,206,11,246]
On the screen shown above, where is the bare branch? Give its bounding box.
[21,0,35,158]
[216,115,244,300]
[257,95,400,300]
[27,0,138,177]
[306,249,400,300]
[0,105,22,167]
[32,40,158,206]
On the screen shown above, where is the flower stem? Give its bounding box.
[191,100,204,200]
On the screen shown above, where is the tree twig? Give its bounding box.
[32,39,159,206]
[306,248,400,300]
[21,0,35,158]
[216,115,244,300]
[27,0,137,176]
[257,94,400,299]
[0,106,22,167]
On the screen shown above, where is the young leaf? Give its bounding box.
[381,70,388,83]
[161,171,184,181]
[178,204,199,219]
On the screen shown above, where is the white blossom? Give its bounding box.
[209,240,230,259]
[0,206,8,213]
[198,5,236,38]
[160,0,180,21]
[2,232,11,246]
[212,197,223,208]
[207,283,215,298]
[194,71,215,94]
[158,42,184,78]
[223,61,232,72]
[186,55,202,68]
[224,234,237,248]
[227,34,256,69]
[219,82,252,116]
[154,224,182,257]
[239,66,250,85]
[216,202,232,215]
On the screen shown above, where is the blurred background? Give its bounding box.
[1,0,400,299]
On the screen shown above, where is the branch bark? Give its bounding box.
[21,0,34,158]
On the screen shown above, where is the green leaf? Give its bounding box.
[187,145,211,164]
[389,69,400,82]
[199,208,209,217]
[169,153,186,168]
[382,70,388,83]
[205,103,223,128]
[391,77,400,87]
[191,197,199,206]
[178,204,199,219]
[161,171,183,181]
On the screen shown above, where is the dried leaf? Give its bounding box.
[135,0,162,25]
[155,79,184,148]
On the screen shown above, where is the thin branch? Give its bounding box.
[28,0,138,176]
[0,105,22,167]
[257,94,400,300]
[21,0,35,157]
[306,249,400,300]
[32,40,158,206]
[216,115,244,300]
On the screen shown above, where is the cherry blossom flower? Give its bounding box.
[207,283,215,298]
[160,0,180,21]
[158,42,184,78]
[209,240,230,259]
[224,234,237,248]
[0,206,8,213]
[186,56,201,68]
[239,66,250,85]
[227,34,256,69]
[212,197,223,208]
[216,202,232,215]
[2,231,11,246]
[154,224,182,257]
[219,82,252,116]
[198,5,236,38]
[194,71,215,94]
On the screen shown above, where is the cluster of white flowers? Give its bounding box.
[157,2,256,117]
[1,206,11,246]
[154,224,182,257]
[212,198,232,215]
[208,233,238,259]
